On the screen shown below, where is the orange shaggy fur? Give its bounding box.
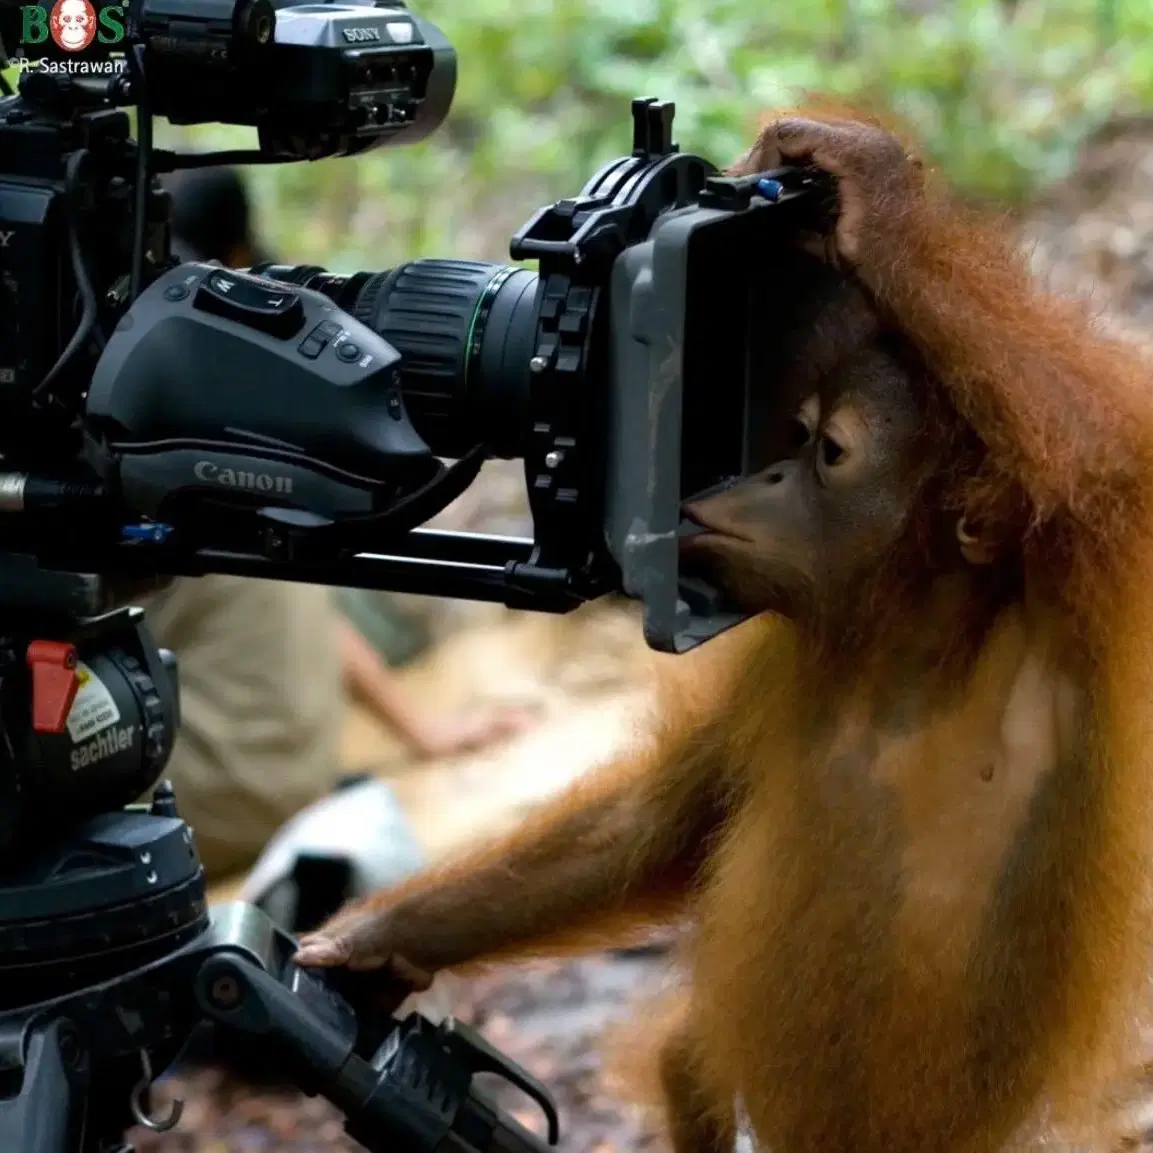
[303,106,1153,1151]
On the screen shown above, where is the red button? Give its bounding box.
[27,640,80,735]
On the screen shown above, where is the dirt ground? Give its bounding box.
[131,120,1153,1153]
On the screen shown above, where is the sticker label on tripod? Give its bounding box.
[65,661,121,744]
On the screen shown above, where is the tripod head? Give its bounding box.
[0,575,562,1153]
[0,568,179,863]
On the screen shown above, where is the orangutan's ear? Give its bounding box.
[956,516,997,566]
[792,230,845,270]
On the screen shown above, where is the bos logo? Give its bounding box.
[19,0,126,52]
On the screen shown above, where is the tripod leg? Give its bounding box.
[0,1016,90,1153]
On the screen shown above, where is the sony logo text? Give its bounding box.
[71,724,134,770]
[0,232,14,248]
[193,461,294,495]
[342,26,380,42]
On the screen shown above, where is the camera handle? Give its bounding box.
[0,903,560,1153]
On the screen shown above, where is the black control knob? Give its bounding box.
[194,270,306,340]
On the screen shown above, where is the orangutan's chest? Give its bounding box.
[839,650,1077,972]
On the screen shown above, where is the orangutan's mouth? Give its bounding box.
[679,506,745,545]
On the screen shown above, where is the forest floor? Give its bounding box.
[130,118,1153,1153]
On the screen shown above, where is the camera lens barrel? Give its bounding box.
[354,259,539,460]
[258,259,540,460]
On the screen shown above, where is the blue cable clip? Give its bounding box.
[121,523,172,544]
[756,177,785,203]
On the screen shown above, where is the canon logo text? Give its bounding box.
[193,460,294,495]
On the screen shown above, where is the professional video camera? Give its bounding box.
[0,2,835,1150]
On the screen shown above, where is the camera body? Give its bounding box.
[0,0,833,659]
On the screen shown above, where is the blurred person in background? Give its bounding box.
[147,165,536,881]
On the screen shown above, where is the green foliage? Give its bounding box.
[191,0,1153,265]
[7,0,1153,265]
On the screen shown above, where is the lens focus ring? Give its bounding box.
[353,259,507,454]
